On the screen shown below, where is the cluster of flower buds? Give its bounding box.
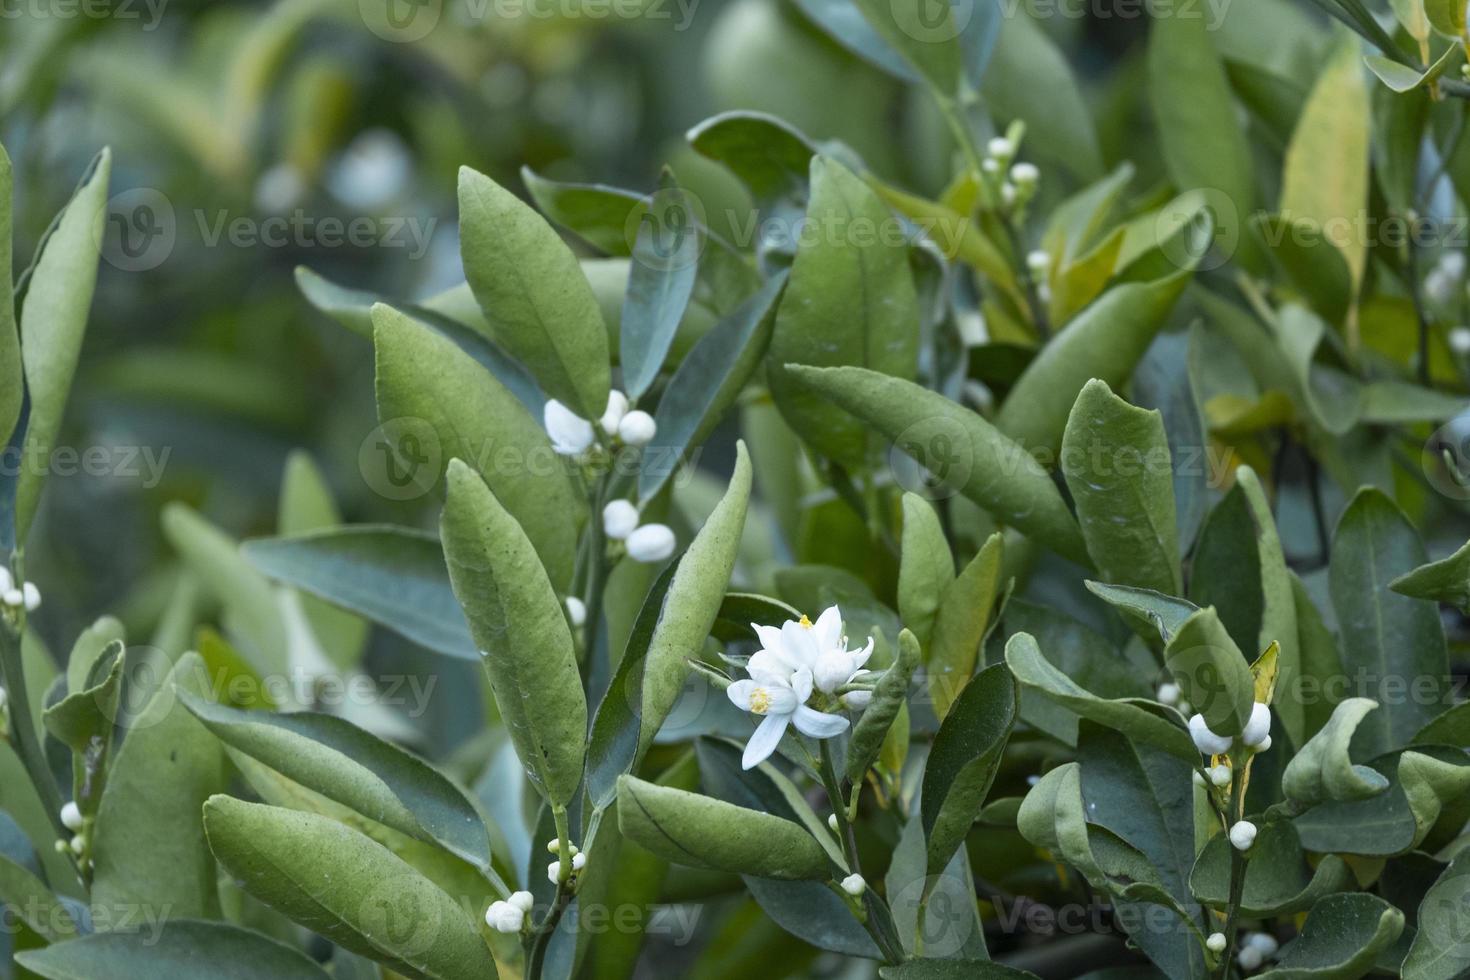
[544,390,656,458]
[1237,931,1279,971]
[1424,249,1466,309]
[0,568,40,614]
[981,131,1039,215]
[602,499,675,564]
[1156,681,1192,716]
[484,891,534,934]
[56,801,87,860]
[1188,702,1272,758]
[545,838,586,885]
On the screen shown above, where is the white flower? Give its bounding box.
[1451,327,1470,356]
[1025,250,1051,276]
[602,500,640,540]
[982,158,1000,175]
[727,663,847,770]
[22,582,39,612]
[618,410,656,447]
[1189,714,1234,756]
[1156,682,1180,706]
[626,524,675,563]
[1207,765,1231,788]
[60,802,82,832]
[545,851,586,884]
[987,137,1014,161]
[544,839,579,855]
[0,567,11,593]
[841,690,872,711]
[827,813,839,832]
[1206,932,1227,954]
[804,606,875,695]
[1010,162,1039,186]
[509,890,535,912]
[1241,702,1271,747]
[486,900,524,933]
[544,400,595,456]
[600,390,629,436]
[1244,932,1278,957]
[1229,820,1257,851]
[1250,734,1272,754]
[840,873,866,897]
[1238,946,1264,971]
[1000,183,1017,207]
[69,834,85,855]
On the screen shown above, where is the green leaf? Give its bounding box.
[780,365,1086,562]
[639,273,785,503]
[1163,607,1256,738]
[897,494,955,652]
[1365,46,1459,92]
[879,961,1038,980]
[15,148,110,541]
[92,653,228,921]
[1147,5,1258,270]
[921,662,1018,875]
[278,452,369,670]
[244,526,474,661]
[768,156,919,468]
[458,166,610,419]
[847,628,920,783]
[1255,893,1404,980]
[621,173,699,399]
[638,442,751,754]
[1291,747,1470,856]
[203,797,498,980]
[180,691,492,872]
[0,855,79,942]
[1390,536,1470,611]
[791,0,918,82]
[42,640,122,754]
[440,460,588,806]
[1005,631,1199,762]
[1329,488,1448,755]
[373,302,582,589]
[1403,849,1470,979]
[1083,581,1198,648]
[995,221,1204,458]
[0,142,19,451]
[1283,698,1392,807]
[1233,466,1301,747]
[927,531,1004,719]
[1424,0,1466,37]
[1060,379,1180,595]
[16,921,332,980]
[615,774,829,880]
[1253,220,1354,328]
[685,111,814,208]
[520,167,642,255]
[1281,37,1370,295]
[1189,819,1353,915]
[847,0,960,94]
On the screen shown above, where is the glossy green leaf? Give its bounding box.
[781,365,1086,562]
[0,142,18,450]
[16,921,331,980]
[278,452,369,670]
[927,531,1003,719]
[520,167,642,255]
[1329,488,1448,755]
[1282,698,1392,807]
[458,166,610,419]
[847,0,960,94]
[1365,46,1459,92]
[0,855,78,942]
[244,526,473,661]
[922,662,1018,875]
[1060,379,1180,595]
[92,653,227,921]
[1234,466,1301,748]
[1163,607,1256,738]
[42,641,121,754]
[847,628,919,783]
[879,961,1038,980]
[1403,849,1470,979]
[639,273,784,503]
[1291,746,1470,856]
[1390,536,1470,611]
[621,173,699,399]
[897,493,954,651]
[373,302,582,589]
[181,691,492,871]
[615,775,829,880]
[1425,0,1466,37]
[1255,893,1404,980]
[15,149,110,541]
[203,797,498,980]
[440,459,588,806]
[685,111,814,208]
[1084,581,1198,648]
[768,156,918,467]
[1005,631,1198,761]
[1189,819,1353,915]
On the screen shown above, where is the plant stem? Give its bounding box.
[1215,770,1248,980]
[818,739,905,964]
[0,612,64,841]
[525,804,574,980]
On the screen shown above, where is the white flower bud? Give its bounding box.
[1000,184,1017,207]
[982,158,1001,175]
[544,400,595,456]
[1251,734,1272,754]
[1238,945,1264,971]
[602,500,640,540]
[509,890,535,912]
[841,690,872,711]
[486,900,524,933]
[1229,820,1257,851]
[987,137,1015,161]
[572,852,586,871]
[840,873,866,896]
[547,860,566,884]
[1010,162,1039,186]
[827,813,839,832]
[617,410,656,447]
[1177,699,1192,715]
[1245,932,1278,956]
[600,390,629,436]
[1156,682,1181,706]
[626,524,675,563]
[60,802,83,832]
[21,582,39,612]
[565,596,587,628]
[1206,932,1227,953]
[1208,765,1232,788]
[0,567,11,593]
[0,686,8,711]
[1241,702,1271,747]
[69,834,86,855]
[545,839,579,855]
[2,589,22,609]
[1025,250,1051,276]
[1188,714,1234,756]
[1440,251,1466,279]
[1451,327,1470,356]
[1026,774,1041,787]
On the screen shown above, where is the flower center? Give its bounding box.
[749,688,773,714]
[799,614,813,629]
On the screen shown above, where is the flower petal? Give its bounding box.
[748,649,796,686]
[793,705,849,739]
[742,713,789,769]
[812,605,843,651]
[851,636,874,669]
[790,666,813,702]
[781,620,819,667]
[727,679,758,711]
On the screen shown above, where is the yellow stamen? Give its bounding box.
[749,689,772,715]
[799,614,813,629]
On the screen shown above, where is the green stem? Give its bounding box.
[933,93,986,181]
[1215,770,1248,980]
[0,612,64,842]
[525,804,574,980]
[817,739,905,964]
